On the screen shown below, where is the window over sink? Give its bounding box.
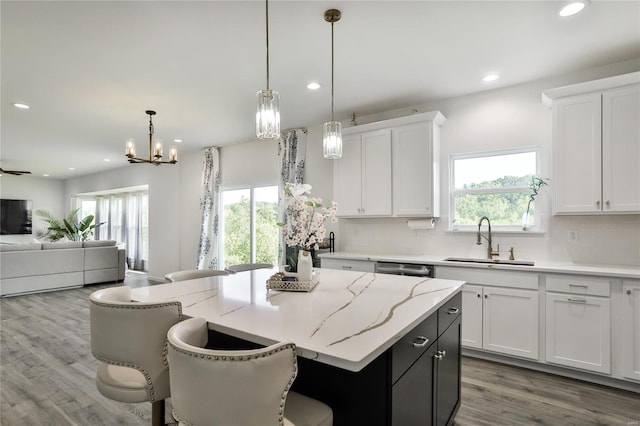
[449,147,541,231]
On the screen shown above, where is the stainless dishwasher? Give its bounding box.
[374,261,434,277]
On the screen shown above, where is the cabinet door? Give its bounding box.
[553,93,603,213]
[461,284,483,349]
[392,122,438,217]
[361,129,392,216]
[334,134,362,216]
[435,317,461,426]
[545,293,611,374]
[602,84,640,213]
[392,344,436,426]
[483,287,539,360]
[622,281,640,381]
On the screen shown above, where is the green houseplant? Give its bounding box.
[36,208,104,241]
[522,176,549,230]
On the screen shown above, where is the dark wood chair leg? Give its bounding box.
[151,399,165,426]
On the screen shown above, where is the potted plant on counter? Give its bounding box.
[522,176,549,230]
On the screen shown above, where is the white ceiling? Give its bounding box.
[2,1,639,179]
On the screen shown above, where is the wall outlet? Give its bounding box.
[568,230,579,242]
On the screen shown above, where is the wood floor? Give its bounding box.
[1,274,638,426]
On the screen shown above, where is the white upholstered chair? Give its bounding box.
[89,286,183,426]
[164,269,229,282]
[167,317,333,426]
[225,263,273,273]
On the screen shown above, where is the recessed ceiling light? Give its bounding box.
[559,1,587,17]
[68,167,75,171]
[12,103,30,109]
[43,174,50,177]
[307,82,321,90]
[483,74,499,82]
[173,139,183,143]
[104,159,111,162]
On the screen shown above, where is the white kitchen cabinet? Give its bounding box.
[622,280,640,381]
[546,293,611,374]
[334,111,445,218]
[333,129,392,217]
[392,116,444,217]
[320,257,375,273]
[545,274,611,374]
[437,267,539,360]
[547,73,640,214]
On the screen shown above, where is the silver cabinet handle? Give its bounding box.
[596,200,601,207]
[606,200,610,208]
[567,298,587,303]
[569,284,588,288]
[412,336,429,348]
[627,289,632,295]
[434,350,446,360]
[342,265,352,270]
[447,307,460,315]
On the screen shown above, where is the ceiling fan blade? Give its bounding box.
[0,168,32,175]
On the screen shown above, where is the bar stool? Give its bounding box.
[167,317,333,426]
[89,286,182,426]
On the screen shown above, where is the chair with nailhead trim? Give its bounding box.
[225,263,273,274]
[164,269,229,283]
[167,317,333,426]
[89,286,183,426]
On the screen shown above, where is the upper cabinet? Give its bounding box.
[333,111,446,218]
[544,72,640,214]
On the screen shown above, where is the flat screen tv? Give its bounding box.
[0,199,33,235]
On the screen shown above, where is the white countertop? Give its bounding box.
[319,252,640,279]
[130,268,463,372]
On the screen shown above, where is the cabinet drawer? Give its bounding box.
[546,275,610,297]
[320,258,375,273]
[391,312,437,384]
[438,291,462,336]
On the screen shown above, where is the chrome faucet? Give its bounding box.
[476,216,499,259]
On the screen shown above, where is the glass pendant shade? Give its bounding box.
[256,89,280,140]
[323,120,342,159]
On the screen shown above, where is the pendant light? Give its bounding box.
[323,9,342,159]
[256,0,280,140]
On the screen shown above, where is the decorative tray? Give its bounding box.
[266,272,319,292]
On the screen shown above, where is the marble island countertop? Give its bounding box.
[319,252,640,279]
[130,268,464,372]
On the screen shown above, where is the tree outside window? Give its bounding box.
[221,186,279,268]
[450,149,540,230]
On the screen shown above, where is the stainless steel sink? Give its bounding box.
[443,257,535,266]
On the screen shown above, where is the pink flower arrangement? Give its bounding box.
[281,183,338,251]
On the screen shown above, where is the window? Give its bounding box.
[220,185,279,268]
[450,148,540,230]
[74,190,149,270]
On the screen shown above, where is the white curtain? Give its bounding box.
[197,147,221,269]
[95,192,148,271]
[278,129,307,267]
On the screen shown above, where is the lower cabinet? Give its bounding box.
[621,280,640,380]
[320,257,375,273]
[460,284,538,359]
[391,292,462,426]
[545,275,611,374]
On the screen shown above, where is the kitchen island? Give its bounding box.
[131,268,464,425]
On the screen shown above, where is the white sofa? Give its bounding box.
[0,240,126,297]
